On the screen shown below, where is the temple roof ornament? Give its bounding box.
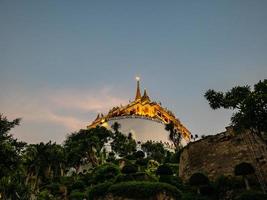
[135,77,142,100]
[87,78,191,143]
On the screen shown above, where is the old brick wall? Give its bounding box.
[179,130,267,182]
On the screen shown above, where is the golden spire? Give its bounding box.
[141,89,150,102]
[135,77,141,101]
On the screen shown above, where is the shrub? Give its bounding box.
[156,164,173,176]
[71,180,86,191]
[135,158,148,166]
[135,150,145,159]
[87,182,113,200]
[69,190,86,200]
[92,163,120,184]
[37,189,54,200]
[108,181,182,199]
[159,175,183,190]
[236,190,267,200]
[121,164,138,174]
[189,173,209,187]
[114,174,135,183]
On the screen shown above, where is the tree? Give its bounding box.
[111,122,121,134]
[64,126,112,169]
[234,162,255,190]
[204,80,267,136]
[156,164,173,176]
[165,122,182,148]
[111,131,136,157]
[141,141,166,163]
[0,114,28,199]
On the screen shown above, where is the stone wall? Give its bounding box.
[179,128,267,182]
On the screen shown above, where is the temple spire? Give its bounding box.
[135,77,141,100]
[141,89,150,102]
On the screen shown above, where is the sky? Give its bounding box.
[0,1,266,144]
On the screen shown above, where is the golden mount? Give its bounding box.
[87,78,191,142]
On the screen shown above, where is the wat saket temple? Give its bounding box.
[87,78,191,147]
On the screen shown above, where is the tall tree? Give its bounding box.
[165,122,181,148]
[64,126,112,169]
[141,141,166,163]
[0,114,28,199]
[204,80,267,136]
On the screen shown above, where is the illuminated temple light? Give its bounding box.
[87,78,191,145]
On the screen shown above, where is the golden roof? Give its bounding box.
[87,79,191,142]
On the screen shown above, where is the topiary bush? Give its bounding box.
[87,181,113,200]
[108,181,182,199]
[121,163,138,174]
[236,190,267,200]
[114,174,135,183]
[159,175,184,190]
[189,173,209,187]
[92,163,120,184]
[71,180,86,191]
[69,190,86,200]
[135,150,145,159]
[156,164,173,176]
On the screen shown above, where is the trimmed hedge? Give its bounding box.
[236,191,267,200]
[87,182,113,200]
[108,181,182,199]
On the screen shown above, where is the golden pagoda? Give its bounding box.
[87,78,191,144]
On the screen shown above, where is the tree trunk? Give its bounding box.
[244,176,250,190]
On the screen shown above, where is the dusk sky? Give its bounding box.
[0,1,266,144]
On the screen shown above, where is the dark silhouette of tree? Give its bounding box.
[111,122,121,133]
[64,126,112,169]
[0,114,28,199]
[204,80,267,136]
[156,164,173,176]
[165,122,181,148]
[141,141,166,163]
[234,162,255,190]
[111,130,136,157]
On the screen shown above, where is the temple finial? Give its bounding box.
[135,76,141,100]
[141,88,150,102]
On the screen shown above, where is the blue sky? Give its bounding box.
[0,1,266,143]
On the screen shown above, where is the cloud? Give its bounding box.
[0,86,127,143]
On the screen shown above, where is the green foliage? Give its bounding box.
[204,80,267,134]
[135,150,145,159]
[37,189,54,200]
[108,181,182,199]
[121,163,138,174]
[189,173,209,187]
[69,190,86,200]
[165,122,182,148]
[64,126,112,167]
[141,141,166,163]
[159,175,184,190]
[92,163,120,184]
[71,179,86,191]
[234,162,255,176]
[0,115,23,178]
[87,181,113,200]
[111,131,136,157]
[236,190,267,200]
